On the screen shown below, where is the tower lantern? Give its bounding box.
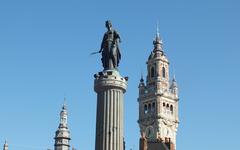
[60,103,68,127]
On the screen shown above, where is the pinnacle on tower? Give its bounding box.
[3,140,8,150]
[172,75,177,85]
[171,75,178,88]
[138,73,146,95]
[170,75,178,96]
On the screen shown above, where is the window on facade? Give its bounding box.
[144,104,148,114]
[162,67,166,78]
[152,102,155,111]
[166,104,169,109]
[148,103,152,112]
[163,102,165,107]
[170,105,173,111]
[151,67,155,78]
[170,105,173,115]
[166,104,170,115]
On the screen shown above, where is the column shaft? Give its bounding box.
[95,89,124,150]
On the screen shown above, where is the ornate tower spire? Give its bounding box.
[54,101,71,150]
[3,140,8,150]
[138,30,179,150]
[146,28,169,92]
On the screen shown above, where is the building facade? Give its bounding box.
[138,31,179,150]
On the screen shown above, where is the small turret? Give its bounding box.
[170,75,178,96]
[138,74,145,95]
[3,140,8,150]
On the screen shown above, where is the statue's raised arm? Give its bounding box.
[99,20,121,70]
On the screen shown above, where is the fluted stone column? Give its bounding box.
[94,70,127,150]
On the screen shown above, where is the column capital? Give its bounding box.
[94,70,128,93]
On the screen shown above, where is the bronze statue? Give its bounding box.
[99,20,121,70]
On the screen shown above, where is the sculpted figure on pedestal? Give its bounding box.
[99,20,121,70]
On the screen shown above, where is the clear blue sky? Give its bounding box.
[0,0,240,150]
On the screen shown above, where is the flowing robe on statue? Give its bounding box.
[100,29,121,70]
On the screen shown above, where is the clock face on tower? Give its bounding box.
[145,126,154,139]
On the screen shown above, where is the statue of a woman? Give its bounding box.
[99,20,121,70]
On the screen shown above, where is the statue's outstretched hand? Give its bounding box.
[99,49,102,53]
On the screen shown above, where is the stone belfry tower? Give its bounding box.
[94,21,128,150]
[138,30,179,150]
[54,102,71,150]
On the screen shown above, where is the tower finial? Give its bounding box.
[153,22,163,52]
[62,96,67,110]
[156,21,160,39]
[64,97,66,104]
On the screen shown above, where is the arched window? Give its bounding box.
[162,67,166,78]
[148,103,152,112]
[166,104,169,109]
[163,102,165,107]
[148,69,150,78]
[152,102,155,111]
[166,104,170,115]
[170,105,173,112]
[144,104,148,114]
[151,67,155,78]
